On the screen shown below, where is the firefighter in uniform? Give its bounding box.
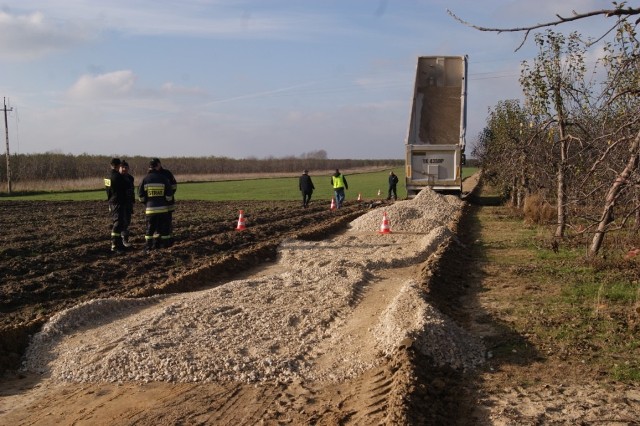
[138,159,173,252]
[152,158,177,247]
[119,160,135,247]
[104,158,129,253]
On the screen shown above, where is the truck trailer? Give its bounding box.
[405,55,468,197]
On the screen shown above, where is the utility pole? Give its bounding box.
[3,97,13,194]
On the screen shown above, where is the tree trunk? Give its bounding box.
[553,77,568,239]
[517,173,525,208]
[521,173,529,208]
[589,129,640,257]
[636,186,640,232]
[555,139,567,238]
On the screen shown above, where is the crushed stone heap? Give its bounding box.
[22,188,484,384]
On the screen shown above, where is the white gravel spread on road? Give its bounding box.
[21,189,485,384]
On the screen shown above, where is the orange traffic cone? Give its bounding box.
[330,198,336,210]
[236,210,246,230]
[378,211,392,234]
[357,193,362,202]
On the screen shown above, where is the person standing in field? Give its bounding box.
[387,171,399,201]
[119,160,135,248]
[331,169,348,208]
[104,158,129,254]
[138,159,173,252]
[299,169,315,208]
[152,158,177,247]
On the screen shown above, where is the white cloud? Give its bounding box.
[4,1,349,41]
[0,10,95,60]
[65,71,209,106]
[67,71,137,100]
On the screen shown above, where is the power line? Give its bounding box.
[3,97,14,194]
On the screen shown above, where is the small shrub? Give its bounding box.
[523,193,555,225]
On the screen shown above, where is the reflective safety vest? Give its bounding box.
[138,171,173,215]
[332,174,346,189]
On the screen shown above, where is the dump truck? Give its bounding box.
[405,55,468,197]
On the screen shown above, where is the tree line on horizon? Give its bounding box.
[0,152,403,183]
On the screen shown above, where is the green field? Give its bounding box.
[0,167,478,202]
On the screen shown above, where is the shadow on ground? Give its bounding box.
[405,181,541,424]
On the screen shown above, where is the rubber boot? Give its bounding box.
[144,238,154,254]
[122,231,132,248]
[111,237,125,254]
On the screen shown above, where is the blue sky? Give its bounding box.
[0,0,612,160]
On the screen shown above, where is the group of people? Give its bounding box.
[298,169,399,208]
[107,161,398,252]
[297,168,349,209]
[105,158,177,254]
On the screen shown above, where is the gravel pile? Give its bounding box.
[22,188,484,384]
[349,189,463,234]
[374,281,485,371]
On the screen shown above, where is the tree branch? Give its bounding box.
[447,6,640,51]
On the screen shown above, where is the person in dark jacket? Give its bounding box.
[387,171,399,201]
[119,160,135,247]
[152,158,177,247]
[105,158,129,253]
[138,159,173,252]
[299,169,315,208]
[330,169,348,208]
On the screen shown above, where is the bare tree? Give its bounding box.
[586,21,640,256]
[520,31,591,238]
